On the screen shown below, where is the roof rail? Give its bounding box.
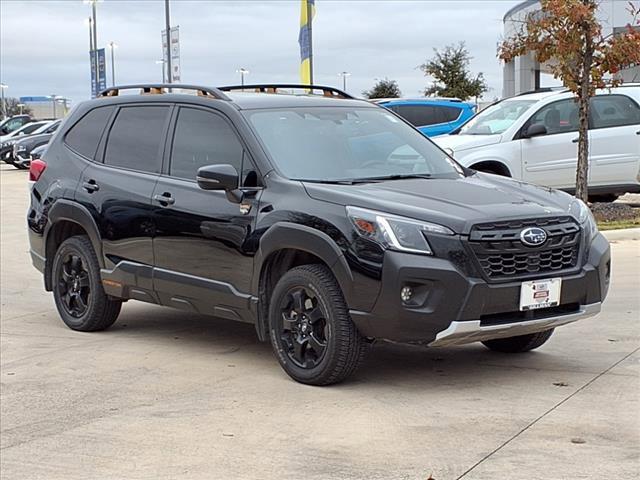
[372,96,463,103]
[515,87,567,96]
[219,84,355,99]
[98,84,231,100]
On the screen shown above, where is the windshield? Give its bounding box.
[459,99,536,135]
[245,107,463,182]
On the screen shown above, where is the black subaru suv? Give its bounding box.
[28,84,610,385]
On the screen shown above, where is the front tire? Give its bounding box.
[482,329,554,353]
[268,264,367,385]
[52,235,122,331]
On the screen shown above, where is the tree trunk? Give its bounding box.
[575,24,593,203]
[575,93,590,202]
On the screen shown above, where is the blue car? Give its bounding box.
[375,98,476,137]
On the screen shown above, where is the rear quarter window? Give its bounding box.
[64,106,114,160]
[590,94,640,129]
[439,106,462,122]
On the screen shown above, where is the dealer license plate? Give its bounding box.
[519,278,562,311]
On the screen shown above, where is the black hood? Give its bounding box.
[303,173,576,235]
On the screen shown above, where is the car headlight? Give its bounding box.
[14,145,27,153]
[569,199,598,245]
[346,206,454,255]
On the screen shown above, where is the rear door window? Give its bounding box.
[392,105,441,127]
[103,106,170,173]
[590,95,640,129]
[65,106,114,160]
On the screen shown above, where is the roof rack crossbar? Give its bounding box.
[98,84,231,101]
[218,84,355,99]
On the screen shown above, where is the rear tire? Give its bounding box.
[52,235,122,332]
[268,264,368,385]
[482,329,554,353]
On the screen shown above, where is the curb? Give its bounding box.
[602,227,640,241]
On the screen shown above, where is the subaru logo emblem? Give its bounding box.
[520,227,547,247]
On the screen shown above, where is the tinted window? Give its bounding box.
[591,95,640,129]
[104,106,169,173]
[170,107,242,180]
[65,106,114,159]
[392,105,440,127]
[527,99,579,135]
[439,106,462,122]
[20,123,46,134]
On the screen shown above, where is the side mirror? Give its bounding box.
[524,123,547,138]
[196,164,243,203]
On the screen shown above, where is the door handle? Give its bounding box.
[572,137,579,143]
[636,130,640,135]
[82,180,99,192]
[153,193,175,206]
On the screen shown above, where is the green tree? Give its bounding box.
[419,42,488,100]
[362,78,401,99]
[499,0,640,202]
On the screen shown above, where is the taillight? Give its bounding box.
[29,159,47,182]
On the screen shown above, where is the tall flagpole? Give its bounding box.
[306,0,313,84]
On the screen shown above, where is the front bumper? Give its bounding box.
[429,302,601,347]
[349,233,610,344]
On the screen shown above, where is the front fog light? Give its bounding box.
[400,286,413,302]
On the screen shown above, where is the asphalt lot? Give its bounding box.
[1,163,639,480]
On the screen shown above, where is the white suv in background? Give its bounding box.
[433,85,640,201]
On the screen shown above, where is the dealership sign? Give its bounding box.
[161,26,181,82]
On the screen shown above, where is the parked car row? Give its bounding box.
[0,116,61,169]
[375,86,640,201]
[432,85,640,201]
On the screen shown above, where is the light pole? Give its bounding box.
[236,68,249,87]
[84,1,100,95]
[0,83,7,119]
[338,71,351,92]
[85,17,94,96]
[156,60,166,83]
[164,0,172,85]
[108,41,117,86]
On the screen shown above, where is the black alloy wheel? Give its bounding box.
[52,235,121,331]
[57,253,91,318]
[268,264,368,385]
[278,286,328,368]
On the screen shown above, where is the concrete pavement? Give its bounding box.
[1,164,639,480]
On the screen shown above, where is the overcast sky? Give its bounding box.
[0,0,532,105]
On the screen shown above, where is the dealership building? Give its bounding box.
[503,0,640,97]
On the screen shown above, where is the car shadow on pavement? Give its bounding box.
[94,303,563,388]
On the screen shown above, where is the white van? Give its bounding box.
[433,85,640,201]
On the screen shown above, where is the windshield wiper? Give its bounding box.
[358,173,433,181]
[294,178,379,185]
